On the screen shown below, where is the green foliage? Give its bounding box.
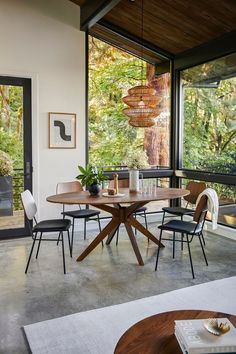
[0,150,13,176]
[0,128,23,169]
[0,85,24,210]
[76,164,108,187]
[88,36,146,167]
[183,77,236,175]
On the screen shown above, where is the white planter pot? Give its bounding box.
[129,169,140,192]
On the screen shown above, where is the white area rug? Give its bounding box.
[24,277,236,354]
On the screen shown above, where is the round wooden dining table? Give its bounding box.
[47,187,189,266]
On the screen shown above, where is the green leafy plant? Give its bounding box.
[76,164,108,187]
[0,150,13,176]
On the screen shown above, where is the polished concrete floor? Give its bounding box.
[0,222,236,354]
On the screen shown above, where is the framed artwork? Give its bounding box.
[49,112,76,149]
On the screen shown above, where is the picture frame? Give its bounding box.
[48,112,76,149]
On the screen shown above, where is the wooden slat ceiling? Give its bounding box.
[70,0,236,62]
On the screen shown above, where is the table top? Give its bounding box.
[47,187,189,205]
[114,309,236,354]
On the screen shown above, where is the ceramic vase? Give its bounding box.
[88,184,100,196]
[129,169,139,192]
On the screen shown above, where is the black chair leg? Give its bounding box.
[201,231,206,246]
[61,232,66,274]
[84,218,87,240]
[155,229,163,271]
[181,215,184,251]
[57,232,61,245]
[71,219,75,257]
[25,234,37,274]
[35,232,43,259]
[116,227,120,246]
[161,211,166,225]
[97,215,103,247]
[198,234,208,266]
[173,232,175,259]
[186,234,195,279]
[67,230,72,257]
[144,211,149,243]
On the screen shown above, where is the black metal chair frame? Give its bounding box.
[161,182,207,247]
[25,215,71,275]
[155,208,208,279]
[57,203,103,256]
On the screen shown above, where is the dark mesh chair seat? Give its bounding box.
[158,219,202,235]
[162,206,194,217]
[135,207,147,213]
[62,209,100,219]
[33,219,71,233]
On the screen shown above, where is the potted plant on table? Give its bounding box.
[124,150,148,192]
[0,150,13,216]
[76,164,108,196]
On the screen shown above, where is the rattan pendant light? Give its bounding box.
[122,0,161,127]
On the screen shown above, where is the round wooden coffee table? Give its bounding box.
[114,309,236,354]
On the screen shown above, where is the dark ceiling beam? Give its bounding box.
[174,30,236,71]
[98,19,174,60]
[80,0,121,31]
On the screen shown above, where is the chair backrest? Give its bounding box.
[193,195,208,223]
[109,179,129,188]
[56,181,83,194]
[21,190,37,221]
[184,181,206,204]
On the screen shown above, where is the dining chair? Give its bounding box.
[21,190,71,274]
[161,181,206,246]
[108,178,148,245]
[155,194,208,279]
[56,181,102,256]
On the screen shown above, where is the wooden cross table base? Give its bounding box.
[47,187,189,266]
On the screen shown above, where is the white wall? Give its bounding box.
[0,0,85,220]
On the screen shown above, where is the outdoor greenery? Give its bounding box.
[182,56,236,202]
[88,38,236,205]
[0,150,13,176]
[0,85,24,210]
[183,79,236,174]
[88,36,146,167]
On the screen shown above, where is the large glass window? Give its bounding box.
[181,53,236,174]
[181,179,236,229]
[88,36,170,170]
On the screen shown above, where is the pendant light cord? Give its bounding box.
[141,0,144,86]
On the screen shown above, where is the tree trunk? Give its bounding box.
[144,64,170,168]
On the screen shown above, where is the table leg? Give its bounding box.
[106,224,120,245]
[129,215,164,248]
[76,219,118,262]
[124,222,144,266]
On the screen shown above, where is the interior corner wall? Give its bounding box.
[0,0,86,220]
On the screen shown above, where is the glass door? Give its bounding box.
[0,76,32,238]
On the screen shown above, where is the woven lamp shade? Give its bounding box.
[128,85,156,95]
[122,85,161,127]
[122,94,162,108]
[129,118,156,127]
[123,107,160,119]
